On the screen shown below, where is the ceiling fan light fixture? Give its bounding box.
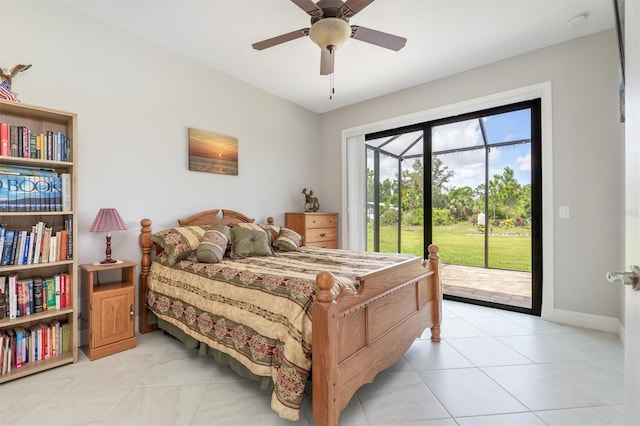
[309,17,352,50]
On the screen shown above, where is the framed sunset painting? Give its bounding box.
[188,128,238,175]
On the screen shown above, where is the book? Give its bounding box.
[27,227,37,264]
[60,173,71,211]
[29,324,39,361]
[41,226,52,264]
[8,274,17,319]
[54,275,61,309]
[21,127,30,158]
[33,277,43,313]
[1,230,15,266]
[20,231,31,265]
[0,122,9,157]
[45,278,56,310]
[9,125,18,157]
[57,230,68,261]
[48,235,57,262]
[0,174,8,212]
[0,164,57,177]
[61,322,70,354]
[64,274,70,309]
[51,320,60,357]
[50,176,62,211]
[12,231,25,266]
[0,224,6,258]
[65,215,73,260]
[14,327,24,368]
[58,275,66,309]
[1,173,61,212]
[0,276,5,320]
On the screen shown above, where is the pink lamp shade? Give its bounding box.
[90,208,127,264]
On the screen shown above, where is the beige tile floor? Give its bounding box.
[0,300,624,425]
[441,264,533,308]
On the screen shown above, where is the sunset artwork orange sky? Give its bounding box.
[188,128,239,175]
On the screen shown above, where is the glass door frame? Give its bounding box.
[365,99,542,315]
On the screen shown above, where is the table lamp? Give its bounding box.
[90,208,128,264]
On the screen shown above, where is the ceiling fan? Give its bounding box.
[251,0,407,76]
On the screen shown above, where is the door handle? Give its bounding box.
[606,266,640,290]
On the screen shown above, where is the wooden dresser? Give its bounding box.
[285,212,338,249]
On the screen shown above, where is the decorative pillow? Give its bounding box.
[260,224,281,245]
[150,225,208,264]
[233,222,281,245]
[196,228,230,263]
[229,227,273,258]
[206,223,231,240]
[273,227,303,252]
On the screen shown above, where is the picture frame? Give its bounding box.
[613,0,625,122]
[188,128,238,176]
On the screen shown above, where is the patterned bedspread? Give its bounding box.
[146,246,414,421]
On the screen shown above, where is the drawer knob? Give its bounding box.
[319,233,326,237]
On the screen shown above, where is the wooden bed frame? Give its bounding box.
[138,209,442,426]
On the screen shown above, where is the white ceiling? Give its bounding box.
[56,0,615,114]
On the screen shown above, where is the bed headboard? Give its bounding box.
[177,209,254,226]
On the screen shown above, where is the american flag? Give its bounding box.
[0,80,19,102]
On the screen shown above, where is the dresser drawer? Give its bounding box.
[306,240,338,249]
[285,212,339,248]
[304,227,337,243]
[305,214,338,229]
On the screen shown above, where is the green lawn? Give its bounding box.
[368,222,531,272]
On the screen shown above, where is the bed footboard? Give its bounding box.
[312,245,441,426]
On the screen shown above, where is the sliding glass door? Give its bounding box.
[365,99,542,315]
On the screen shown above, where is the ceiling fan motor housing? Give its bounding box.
[309,17,352,50]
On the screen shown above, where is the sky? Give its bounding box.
[371,108,532,191]
[188,128,238,162]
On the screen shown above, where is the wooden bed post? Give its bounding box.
[312,271,340,426]
[139,218,157,334]
[427,244,441,342]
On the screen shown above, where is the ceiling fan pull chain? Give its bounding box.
[330,47,336,100]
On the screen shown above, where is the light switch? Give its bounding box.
[559,205,570,219]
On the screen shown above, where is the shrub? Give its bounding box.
[500,219,514,229]
[402,208,424,226]
[433,208,455,226]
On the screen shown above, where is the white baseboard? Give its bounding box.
[544,307,622,335]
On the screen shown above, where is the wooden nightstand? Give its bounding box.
[80,261,137,360]
[285,212,338,249]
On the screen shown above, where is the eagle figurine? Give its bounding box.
[0,64,31,89]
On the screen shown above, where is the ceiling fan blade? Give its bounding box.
[320,48,333,75]
[252,28,309,50]
[351,25,406,51]
[291,0,323,18]
[341,0,375,17]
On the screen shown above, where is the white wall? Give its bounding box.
[0,0,321,309]
[318,30,625,324]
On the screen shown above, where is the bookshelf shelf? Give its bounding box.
[0,99,78,382]
[0,352,74,384]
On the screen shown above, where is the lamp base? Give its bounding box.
[99,258,117,264]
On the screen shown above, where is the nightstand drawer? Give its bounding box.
[305,227,337,243]
[305,214,338,229]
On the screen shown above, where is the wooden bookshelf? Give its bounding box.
[0,99,77,383]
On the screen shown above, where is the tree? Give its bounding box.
[431,157,453,208]
[494,167,521,219]
[401,159,423,211]
[447,186,475,221]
